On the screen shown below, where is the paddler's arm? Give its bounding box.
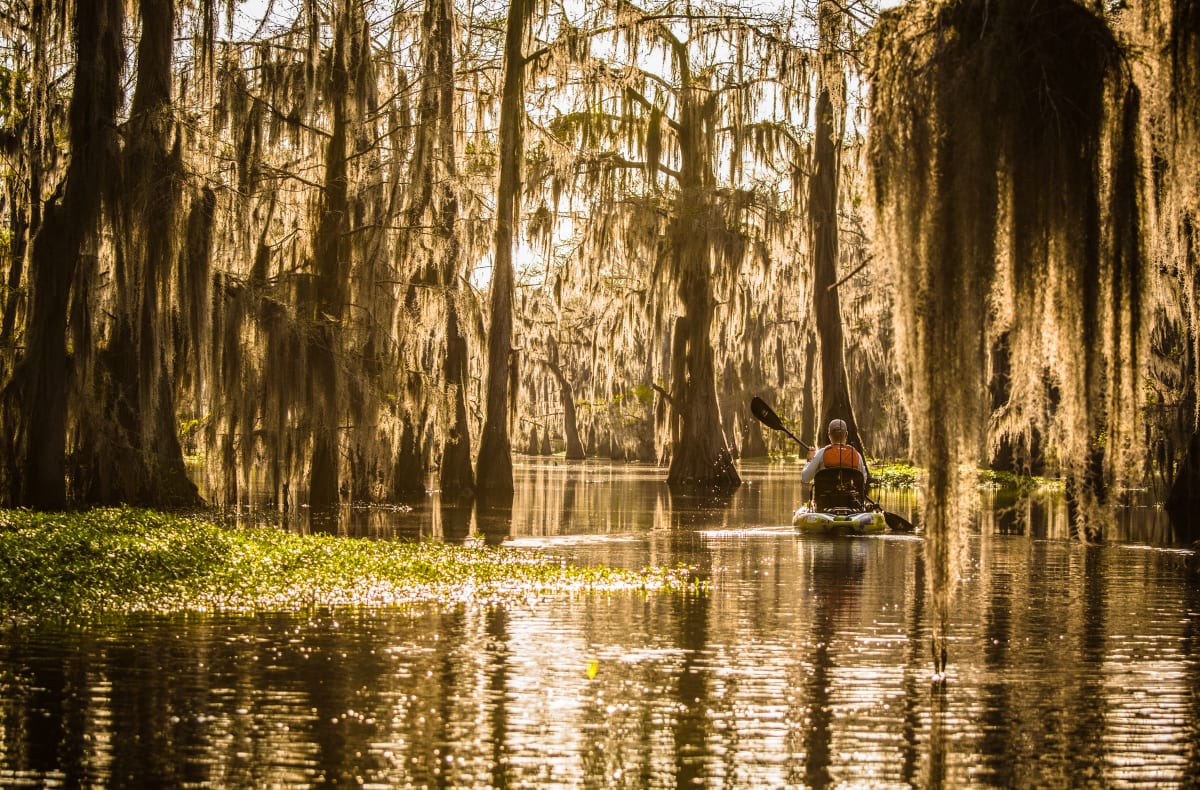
[801,447,823,484]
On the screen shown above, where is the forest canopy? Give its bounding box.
[0,0,1196,532]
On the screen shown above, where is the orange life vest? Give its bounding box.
[822,443,862,471]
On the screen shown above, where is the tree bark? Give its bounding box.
[4,0,123,508]
[801,333,818,446]
[475,0,529,505]
[308,6,352,511]
[558,379,585,460]
[83,0,199,506]
[667,243,740,491]
[808,2,865,460]
[440,299,476,492]
[428,0,474,495]
[391,420,426,500]
[665,77,740,492]
[0,0,47,360]
[809,84,862,455]
[544,354,585,459]
[1167,430,1200,540]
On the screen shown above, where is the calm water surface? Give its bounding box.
[2,460,1198,788]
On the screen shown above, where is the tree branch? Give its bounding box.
[828,255,872,292]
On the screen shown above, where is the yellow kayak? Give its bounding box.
[792,507,888,534]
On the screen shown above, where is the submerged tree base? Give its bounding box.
[666,449,742,494]
[0,508,699,620]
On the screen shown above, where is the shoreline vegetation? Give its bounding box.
[0,508,699,622]
[867,462,1064,493]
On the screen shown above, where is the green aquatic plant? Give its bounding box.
[977,469,1064,493]
[868,462,1061,494]
[0,508,698,620]
[867,462,921,489]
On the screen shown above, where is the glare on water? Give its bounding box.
[1,460,1197,788]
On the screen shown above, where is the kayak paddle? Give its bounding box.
[749,397,810,451]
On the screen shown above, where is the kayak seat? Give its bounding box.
[812,467,866,512]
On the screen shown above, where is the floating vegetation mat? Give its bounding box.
[0,508,698,620]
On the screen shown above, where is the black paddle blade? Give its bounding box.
[883,510,917,533]
[750,396,810,451]
[749,396,784,430]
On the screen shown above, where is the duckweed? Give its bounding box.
[0,508,699,620]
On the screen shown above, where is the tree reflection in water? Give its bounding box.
[0,460,1194,787]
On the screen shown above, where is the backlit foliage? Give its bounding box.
[871,0,1145,526]
[0,0,1192,523]
[0,0,888,504]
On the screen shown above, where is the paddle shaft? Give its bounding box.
[778,424,810,452]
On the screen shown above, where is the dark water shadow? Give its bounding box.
[308,506,341,535]
[474,503,513,545]
[435,500,475,544]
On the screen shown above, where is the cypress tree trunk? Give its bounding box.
[665,80,739,492]
[0,0,47,360]
[810,85,860,451]
[475,0,529,505]
[736,315,768,458]
[801,333,817,446]
[131,0,189,503]
[739,362,768,458]
[415,0,473,496]
[1167,430,1200,539]
[559,381,585,460]
[0,199,29,357]
[667,223,740,491]
[391,421,426,499]
[1160,0,1200,528]
[440,297,475,492]
[84,0,199,506]
[546,356,584,459]
[3,0,123,508]
[308,9,351,511]
[809,1,865,459]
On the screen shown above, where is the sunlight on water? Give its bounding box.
[1,461,1196,787]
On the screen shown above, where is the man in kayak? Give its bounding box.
[801,418,868,484]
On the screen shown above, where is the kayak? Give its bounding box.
[792,506,888,534]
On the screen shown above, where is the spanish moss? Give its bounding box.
[869,0,1146,665]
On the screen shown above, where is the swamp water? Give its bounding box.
[1,460,1198,788]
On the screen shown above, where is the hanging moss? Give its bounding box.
[869,0,1145,667]
[871,0,1143,520]
[77,0,201,508]
[1128,0,1200,525]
